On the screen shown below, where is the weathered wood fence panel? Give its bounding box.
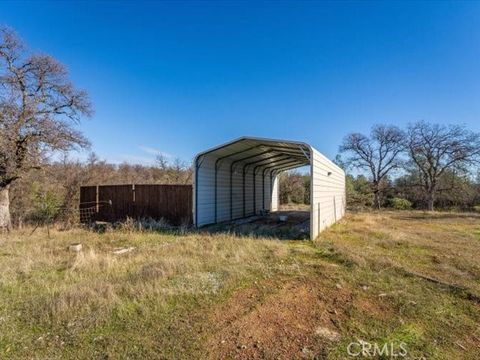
[80,184,192,225]
[79,186,97,207]
[99,185,134,222]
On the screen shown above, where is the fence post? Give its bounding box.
[132,184,136,219]
[95,185,99,213]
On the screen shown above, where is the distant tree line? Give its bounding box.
[339,122,480,211]
[279,122,480,212]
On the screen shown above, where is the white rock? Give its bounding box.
[315,326,340,341]
[113,247,135,255]
[68,243,82,252]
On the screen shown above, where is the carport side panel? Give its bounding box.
[310,148,346,239]
[243,167,255,216]
[195,156,217,227]
[231,165,243,220]
[216,159,238,223]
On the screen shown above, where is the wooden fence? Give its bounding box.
[80,184,192,225]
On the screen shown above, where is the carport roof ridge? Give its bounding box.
[194,136,313,171]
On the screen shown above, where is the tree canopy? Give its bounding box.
[0,27,92,229]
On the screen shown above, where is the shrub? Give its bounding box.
[390,197,412,210]
[29,182,62,224]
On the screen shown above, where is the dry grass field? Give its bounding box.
[1,211,479,359]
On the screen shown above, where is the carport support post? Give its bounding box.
[270,171,274,210]
[194,156,201,226]
[262,168,267,211]
[253,165,264,215]
[242,166,247,218]
[229,162,234,221]
[214,159,220,223]
[253,168,256,215]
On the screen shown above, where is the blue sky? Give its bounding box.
[1,1,479,165]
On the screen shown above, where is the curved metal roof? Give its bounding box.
[195,136,312,172]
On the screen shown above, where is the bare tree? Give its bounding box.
[405,121,480,211]
[170,158,192,184]
[155,154,169,171]
[339,124,404,209]
[0,27,92,230]
[153,155,192,184]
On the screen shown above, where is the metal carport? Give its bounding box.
[193,136,346,240]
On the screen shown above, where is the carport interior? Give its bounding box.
[194,137,311,229]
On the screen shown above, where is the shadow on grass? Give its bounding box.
[200,211,310,241]
[394,212,480,221]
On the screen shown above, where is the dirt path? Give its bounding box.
[204,275,353,359]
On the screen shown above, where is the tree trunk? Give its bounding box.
[372,183,381,210]
[426,190,435,211]
[0,186,12,231]
[373,191,381,210]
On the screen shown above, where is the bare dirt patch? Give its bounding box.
[205,277,352,359]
